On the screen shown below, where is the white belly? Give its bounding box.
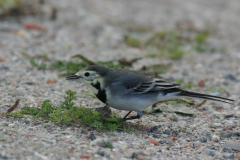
[105,88,180,111]
[106,95,154,111]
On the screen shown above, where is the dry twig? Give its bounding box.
[4,99,21,115]
[194,100,207,108]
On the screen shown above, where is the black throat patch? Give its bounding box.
[91,82,107,104]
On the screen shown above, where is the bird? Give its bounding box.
[66,65,234,121]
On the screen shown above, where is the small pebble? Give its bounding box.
[151,126,158,132]
[223,153,234,159]
[198,137,207,143]
[222,148,232,153]
[207,150,215,156]
[219,131,233,138]
[211,135,220,142]
[88,133,96,141]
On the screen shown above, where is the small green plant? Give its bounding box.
[175,78,182,84]
[124,35,141,48]
[30,60,46,70]
[6,90,128,131]
[145,31,187,59]
[102,139,113,148]
[124,26,217,59]
[51,61,87,74]
[205,87,227,94]
[51,60,120,75]
[97,61,119,69]
[164,98,195,106]
[6,111,24,118]
[183,82,196,89]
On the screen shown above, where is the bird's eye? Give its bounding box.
[84,72,90,77]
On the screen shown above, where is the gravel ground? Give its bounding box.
[1,0,240,159]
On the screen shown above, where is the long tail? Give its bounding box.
[163,88,234,104]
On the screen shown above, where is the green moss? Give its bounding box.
[97,61,119,68]
[6,90,128,131]
[183,82,196,89]
[145,31,186,59]
[6,111,24,118]
[175,78,182,84]
[30,60,46,70]
[124,35,141,48]
[51,61,87,74]
[206,87,227,94]
[124,26,217,59]
[51,60,120,75]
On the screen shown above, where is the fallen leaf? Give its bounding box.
[46,79,55,84]
[72,54,96,65]
[0,58,4,62]
[24,23,46,31]
[118,57,141,67]
[4,99,20,115]
[184,144,191,147]
[80,154,92,159]
[68,151,74,153]
[198,80,205,87]
[194,100,207,108]
[150,139,159,145]
[172,138,177,142]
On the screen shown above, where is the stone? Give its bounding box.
[171,113,179,121]
[88,133,96,141]
[222,148,232,153]
[223,112,235,118]
[206,150,215,156]
[151,126,158,132]
[211,135,220,142]
[223,140,240,151]
[95,105,112,118]
[219,131,233,138]
[223,153,234,159]
[209,123,222,129]
[233,132,240,137]
[91,138,113,148]
[11,91,24,97]
[97,148,111,157]
[113,141,128,151]
[198,137,207,143]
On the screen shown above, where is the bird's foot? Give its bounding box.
[122,111,142,121]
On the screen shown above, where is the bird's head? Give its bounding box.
[66,65,108,86]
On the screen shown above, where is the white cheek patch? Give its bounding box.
[89,85,99,95]
[84,82,98,95]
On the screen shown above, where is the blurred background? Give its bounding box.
[0,0,239,100]
[1,1,240,159]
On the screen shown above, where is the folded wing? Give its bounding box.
[132,79,180,94]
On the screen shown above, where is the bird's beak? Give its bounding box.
[66,74,82,80]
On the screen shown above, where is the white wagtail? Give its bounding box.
[66,65,234,121]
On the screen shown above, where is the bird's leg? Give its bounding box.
[122,111,132,121]
[122,111,142,121]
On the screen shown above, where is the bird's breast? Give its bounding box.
[95,89,107,104]
[89,81,107,104]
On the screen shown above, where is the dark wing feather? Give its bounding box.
[132,78,180,94]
